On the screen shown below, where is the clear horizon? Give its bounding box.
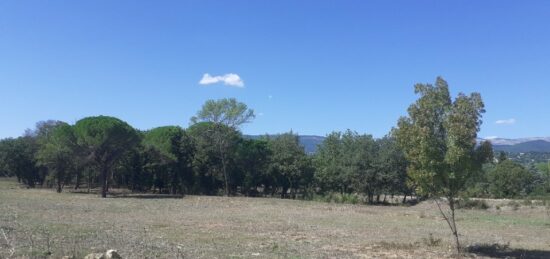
[2,1,550,139]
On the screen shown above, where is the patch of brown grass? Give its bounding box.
[1,178,549,258]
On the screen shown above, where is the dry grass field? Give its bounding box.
[1,178,550,259]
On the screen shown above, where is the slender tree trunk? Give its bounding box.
[171,168,178,195]
[221,156,229,196]
[87,169,92,193]
[56,181,62,193]
[281,186,288,199]
[101,167,108,198]
[435,197,461,254]
[449,198,460,253]
[74,171,81,190]
[288,177,294,199]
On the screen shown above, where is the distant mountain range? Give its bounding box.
[245,135,325,154]
[248,135,550,154]
[481,137,550,146]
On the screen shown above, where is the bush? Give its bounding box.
[422,233,442,247]
[457,198,489,210]
[307,192,362,204]
[507,201,520,211]
[488,160,533,198]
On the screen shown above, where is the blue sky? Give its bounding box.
[1,1,549,139]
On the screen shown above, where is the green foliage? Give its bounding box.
[73,116,139,160]
[267,132,313,198]
[396,78,489,198]
[234,138,271,196]
[0,137,39,186]
[36,123,80,192]
[190,98,255,128]
[2,94,546,212]
[143,126,185,161]
[190,98,254,196]
[314,130,404,203]
[74,116,140,197]
[314,130,377,195]
[374,136,410,200]
[395,77,490,252]
[187,122,241,195]
[141,126,195,194]
[314,131,345,192]
[488,160,534,198]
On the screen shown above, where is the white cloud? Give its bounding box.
[485,136,499,140]
[495,118,516,125]
[199,73,244,87]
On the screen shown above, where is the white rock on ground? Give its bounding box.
[84,249,122,259]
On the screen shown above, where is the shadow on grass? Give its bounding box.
[109,193,184,199]
[467,243,550,259]
[67,189,184,199]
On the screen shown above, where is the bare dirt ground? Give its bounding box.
[1,179,549,259]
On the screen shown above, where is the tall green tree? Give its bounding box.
[314,130,380,201]
[535,161,550,193]
[395,77,491,252]
[36,123,80,193]
[375,135,410,202]
[187,122,241,195]
[0,137,38,186]
[190,98,254,196]
[267,132,313,199]
[143,126,194,194]
[488,160,533,198]
[348,132,379,202]
[234,138,271,196]
[314,132,345,193]
[74,116,140,198]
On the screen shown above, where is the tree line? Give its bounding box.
[1,77,549,253]
[0,82,547,203]
[0,117,409,201]
[0,79,550,203]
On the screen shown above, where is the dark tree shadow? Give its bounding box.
[109,193,184,199]
[467,243,550,259]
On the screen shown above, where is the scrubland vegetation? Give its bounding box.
[1,77,550,257]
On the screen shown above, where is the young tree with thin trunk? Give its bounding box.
[395,77,491,253]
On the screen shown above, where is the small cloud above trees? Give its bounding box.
[199,73,244,88]
[495,118,516,125]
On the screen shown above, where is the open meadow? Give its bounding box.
[1,179,549,259]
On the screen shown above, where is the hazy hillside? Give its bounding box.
[245,135,325,153]
[247,135,550,154]
[492,140,550,153]
[483,137,550,145]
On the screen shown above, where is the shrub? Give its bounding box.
[507,201,520,211]
[488,160,533,198]
[307,192,363,204]
[422,233,442,247]
[457,198,489,210]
